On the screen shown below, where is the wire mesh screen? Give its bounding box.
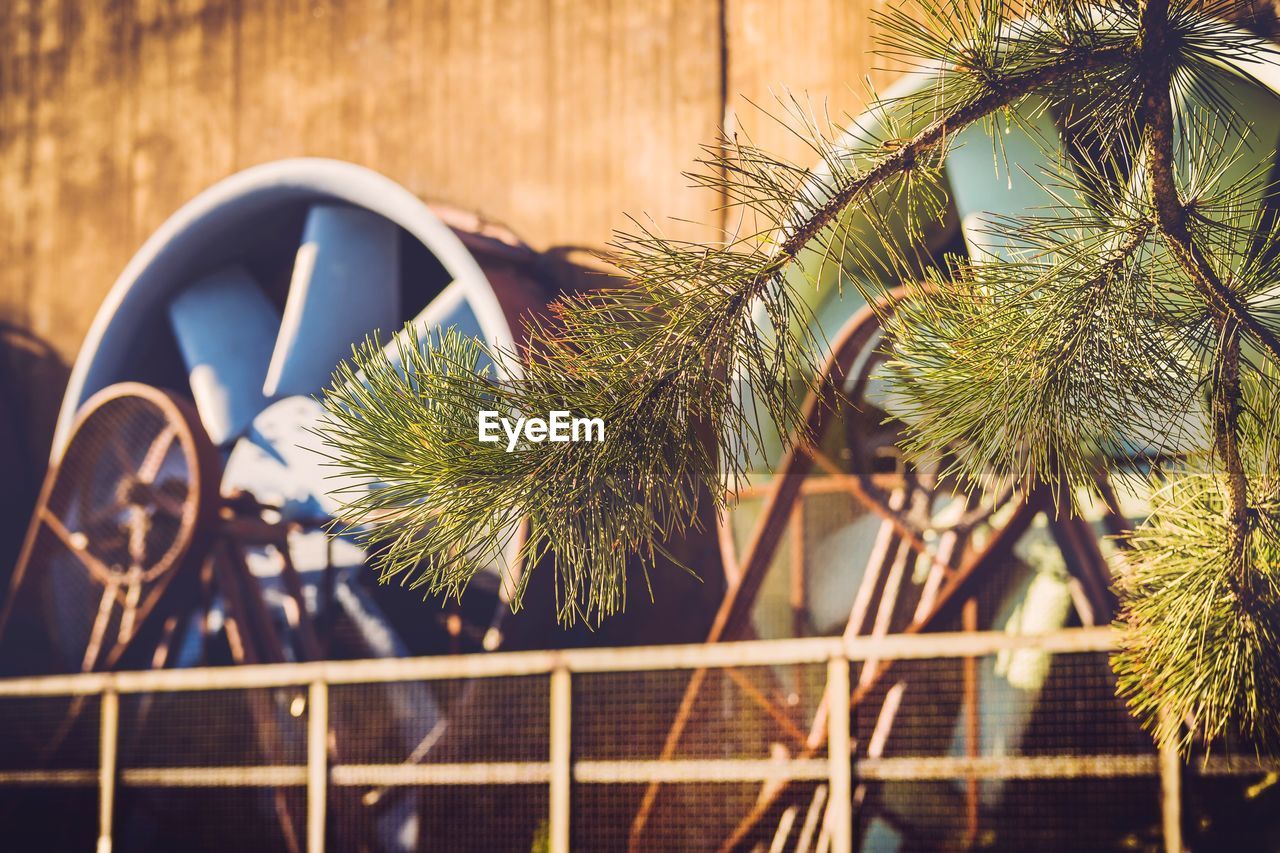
[0,694,99,850]
[329,675,550,850]
[849,652,1161,852]
[115,688,308,851]
[120,688,308,767]
[573,663,826,850]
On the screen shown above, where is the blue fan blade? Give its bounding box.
[264,205,400,398]
[168,266,279,445]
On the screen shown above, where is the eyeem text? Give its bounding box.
[478,410,606,452]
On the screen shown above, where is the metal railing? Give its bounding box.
[0,626,1217,852]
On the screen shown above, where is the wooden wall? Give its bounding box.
[0,0,904,470]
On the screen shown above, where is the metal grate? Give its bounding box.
[0,628,1275,851]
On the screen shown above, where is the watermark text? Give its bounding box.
[478,410,605,451]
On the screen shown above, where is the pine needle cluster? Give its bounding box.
[317,0,1280,750]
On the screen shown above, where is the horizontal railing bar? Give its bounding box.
[0,769,98,786]
[333,762,551,786]
[856,755,1158,780]
[574,759,831,784]
[121,766,308,787]
[0,627,1116,697]
[9,750,1208,791]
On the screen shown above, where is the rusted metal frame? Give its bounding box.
[1046,510,1117,623]
[717,492,1046,851]
[195,553,216,664]
[627,295,894,851]
[789,498,809,700]
[1,385,220,667]
[723,665,809,748]
[26,544,200,777]
[852,680,906,809]
[218,537,291,665]
[81,578,123,674]
[857,525,916,687]
[117,609,193,767]
[734,473,902,501]
[135,425,177,483]
[209,539,305,853]
[99,568,190,670]
[718,512,742,586]
[848,514,967,826]
[769,805,800,853]
[845,490,908,642]
[806,449,956,583]
[795,784,828,853]
[276,528,323,661]
[1093,469,1134,541]
[39,509,120,586]
[804,489,911,753]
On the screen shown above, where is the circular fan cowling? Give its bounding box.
[47,158,557,664]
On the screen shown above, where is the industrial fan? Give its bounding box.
[46,159,552,667]
[0,159,567,850]
[2,158,723,851]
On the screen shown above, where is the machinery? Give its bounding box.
[626,40,1280,851]
[0,159,723,850]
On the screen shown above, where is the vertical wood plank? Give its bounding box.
[724,0,908,168]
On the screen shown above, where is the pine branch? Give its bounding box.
[1140,0,1280,366]
[1139,0,1256,587]
[317,0,1280,756]
[775,44,1134,262]
[1110,0,1280,753]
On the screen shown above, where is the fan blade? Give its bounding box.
[263,205,400,398]
[168,266,280,445]
[381,283,492,375]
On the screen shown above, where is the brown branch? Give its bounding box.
[1139,0,1280,368]
[1140,0,1252,589]
[1213,327,1252,588]
[775,45,1133,261]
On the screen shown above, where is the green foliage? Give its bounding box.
[1114,464,1280,751]
[317,0,1280,750]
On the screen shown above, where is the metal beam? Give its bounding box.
[0,627,1117,697]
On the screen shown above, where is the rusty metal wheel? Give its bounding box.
[0,382,220,675]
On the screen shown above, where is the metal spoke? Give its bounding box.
[138,425,177,484]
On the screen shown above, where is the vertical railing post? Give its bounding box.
[98,688,119,853]
[827,655,852,853]
[1158,709,1183,853]
[308,680,329,853]
[549,663,572,853]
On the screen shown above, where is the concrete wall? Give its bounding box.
[0,0,903,473]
